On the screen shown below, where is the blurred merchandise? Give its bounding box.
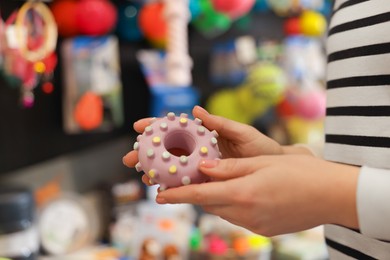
[1,1,58,108]
[138,2,167,48]
[0,186,39,260]
[50,0,117,37]
[190,214,272,259]
[207,62,286,125]
[38,192,99,255]
[116,2,143,42]
[137,50,199,117]
[110,198,195,259]
[61,36,124,134]
[211,0,256,20]
[39,245,123,260]
[273,227,328,259]
[50,0,79,37]
[75,0,117,36]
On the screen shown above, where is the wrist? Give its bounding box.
[282,144,316,156]
[325,163,360,229]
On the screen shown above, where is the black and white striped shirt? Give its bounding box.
[324,0,390,258]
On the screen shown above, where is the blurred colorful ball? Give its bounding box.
[50,0,79,37]
[194,0,231,38]
[189,0,202,20]
[211,0,256,19]
[76,0,117,36]
[299,10,326,37]
[277,96,296,118]
[138,2,167,42]
[295,89,326,120]
[116,3,143,41]
[267,0,299,16]
[284,17,301,35]
[253,0,269,12]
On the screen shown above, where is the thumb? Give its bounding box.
[199,157,267,180]
[192,106,259,142]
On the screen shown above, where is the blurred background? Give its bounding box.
[0,0,331,259]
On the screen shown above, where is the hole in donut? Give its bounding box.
[164,131,196,157]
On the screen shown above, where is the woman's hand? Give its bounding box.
[124,106,283,166]
[155,154,360,237]
[122,106,313,185]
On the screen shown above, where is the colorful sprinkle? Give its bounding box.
[162,151,171,160]
[169,165,177,174]
[145,126,153,134]
[137,135,142,141]
[133,142,139,150]
[179,117,188,125]
[197,126,205,135]
[135,162,142,172]
[147,149,155,158]
[148,169,157,178]
[180,155,188,164]
[167,112,175,120]
[182,176,191,185]
[152,136,161,145]
[211,137,218,146]
[180,113,188,118]
[212,130,219,138]
[200,146,208,155]
[195,118,202,125]
[150,117,157,123]
[160,122,168,131]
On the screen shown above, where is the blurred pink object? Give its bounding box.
[211,0,255,19]
[295,89,326,120]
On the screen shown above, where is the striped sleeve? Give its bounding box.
[324,0,390,258]
[357,166,390,240]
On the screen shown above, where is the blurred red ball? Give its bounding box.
[211,0,255,19]
[277,96,295,118]
[42,82,54,94]
[76,0,117,36]
[50,0,79,37]
[138,2,167,41]
[284,17,301,35]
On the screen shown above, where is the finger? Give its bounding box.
[192,106,259,142]
[122,150,139,167]
[133,118,154,133]
[142,174,153,186]
[199,157,269,180]
[156,181,233,206]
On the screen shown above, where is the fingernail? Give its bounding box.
[199,159,219,168]
[195,105,209,115]
[156,196,167,204]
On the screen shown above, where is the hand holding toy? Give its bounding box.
[133,112,221,190]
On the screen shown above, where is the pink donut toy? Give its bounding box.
[133,112,221,190]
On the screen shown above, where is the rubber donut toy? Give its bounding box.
[134,112,221,190]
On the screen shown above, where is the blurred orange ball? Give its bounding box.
[50,0,79,37]
[138,2,167,42]
[74,91,103,131]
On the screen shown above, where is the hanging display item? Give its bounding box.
[61,36,124,134]
[1,0,58,108]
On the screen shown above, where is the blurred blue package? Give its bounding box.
[136,50,199,117]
